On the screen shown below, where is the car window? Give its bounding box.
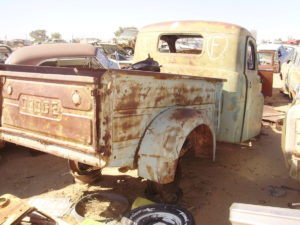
[158,35,203,54]
[246,42,256,70]
[38,57,104,69]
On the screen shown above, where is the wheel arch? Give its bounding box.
[137,107,216,184]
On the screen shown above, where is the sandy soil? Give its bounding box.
[1,74,300,225]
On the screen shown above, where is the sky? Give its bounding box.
[1,0,300,42]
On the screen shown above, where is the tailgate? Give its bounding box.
[0,70,100,158]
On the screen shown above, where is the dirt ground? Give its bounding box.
[1,74,300,225]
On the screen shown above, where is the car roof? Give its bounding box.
[6,43,97,65]
[140,20,246,34]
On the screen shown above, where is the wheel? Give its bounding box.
[144,162,182,204]
[68,160,102,184]
[122,204,195,225]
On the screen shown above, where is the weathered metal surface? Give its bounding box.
[0,65,223,184]
[0,194,58,225]
[134,20,264,143]
[105,70,222,172]
[138,108,215,183]
[0,69,103,166]
[282,101,300,180]
[258,70,274,97]
[0,194,33,225]
[2,78,94,145]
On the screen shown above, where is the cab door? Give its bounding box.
[241,37,264,142]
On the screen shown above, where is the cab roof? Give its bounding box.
[6,43,97,66]
[140,20,246,34]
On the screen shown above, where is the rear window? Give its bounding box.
[158,35,203,54]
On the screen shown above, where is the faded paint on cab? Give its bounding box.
[134,21,264,143]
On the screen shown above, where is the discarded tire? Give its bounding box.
[122,204,195,225]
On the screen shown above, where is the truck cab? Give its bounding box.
[134,21,264,143]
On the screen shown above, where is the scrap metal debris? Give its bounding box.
[263,105,286,123]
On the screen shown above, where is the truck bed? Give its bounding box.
[0,64,223,168]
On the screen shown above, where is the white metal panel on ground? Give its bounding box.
[230,203,300,225]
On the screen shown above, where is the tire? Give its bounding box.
[68,160,102,184]
[144,162,182,204]
[122,204,195,225]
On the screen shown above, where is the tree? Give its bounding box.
[51,32,61,39]
[114,27,137,37]
[29,29,48,43]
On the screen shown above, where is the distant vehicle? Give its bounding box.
[5,43,120,69]
[0,45,12,63]
[97,43,132,68]
[115,28,138,55]
[258,44,292,65]
[281,46,300,99]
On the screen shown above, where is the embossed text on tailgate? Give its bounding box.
[1,74,99,151]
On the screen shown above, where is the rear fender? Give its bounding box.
[137,107,215,184]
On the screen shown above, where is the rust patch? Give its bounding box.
[170,108,200,121]
[114,81,140,110]
[3,99,93,145]
[157,160,177,183]
[112,114,149,142]
[184,124,213,158]
[101,115,111,156]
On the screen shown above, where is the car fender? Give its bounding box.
[137,107,215,184]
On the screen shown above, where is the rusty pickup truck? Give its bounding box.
[0,20,264,202]
[0,64,223,201]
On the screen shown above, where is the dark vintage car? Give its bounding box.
[5,43,120,69]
